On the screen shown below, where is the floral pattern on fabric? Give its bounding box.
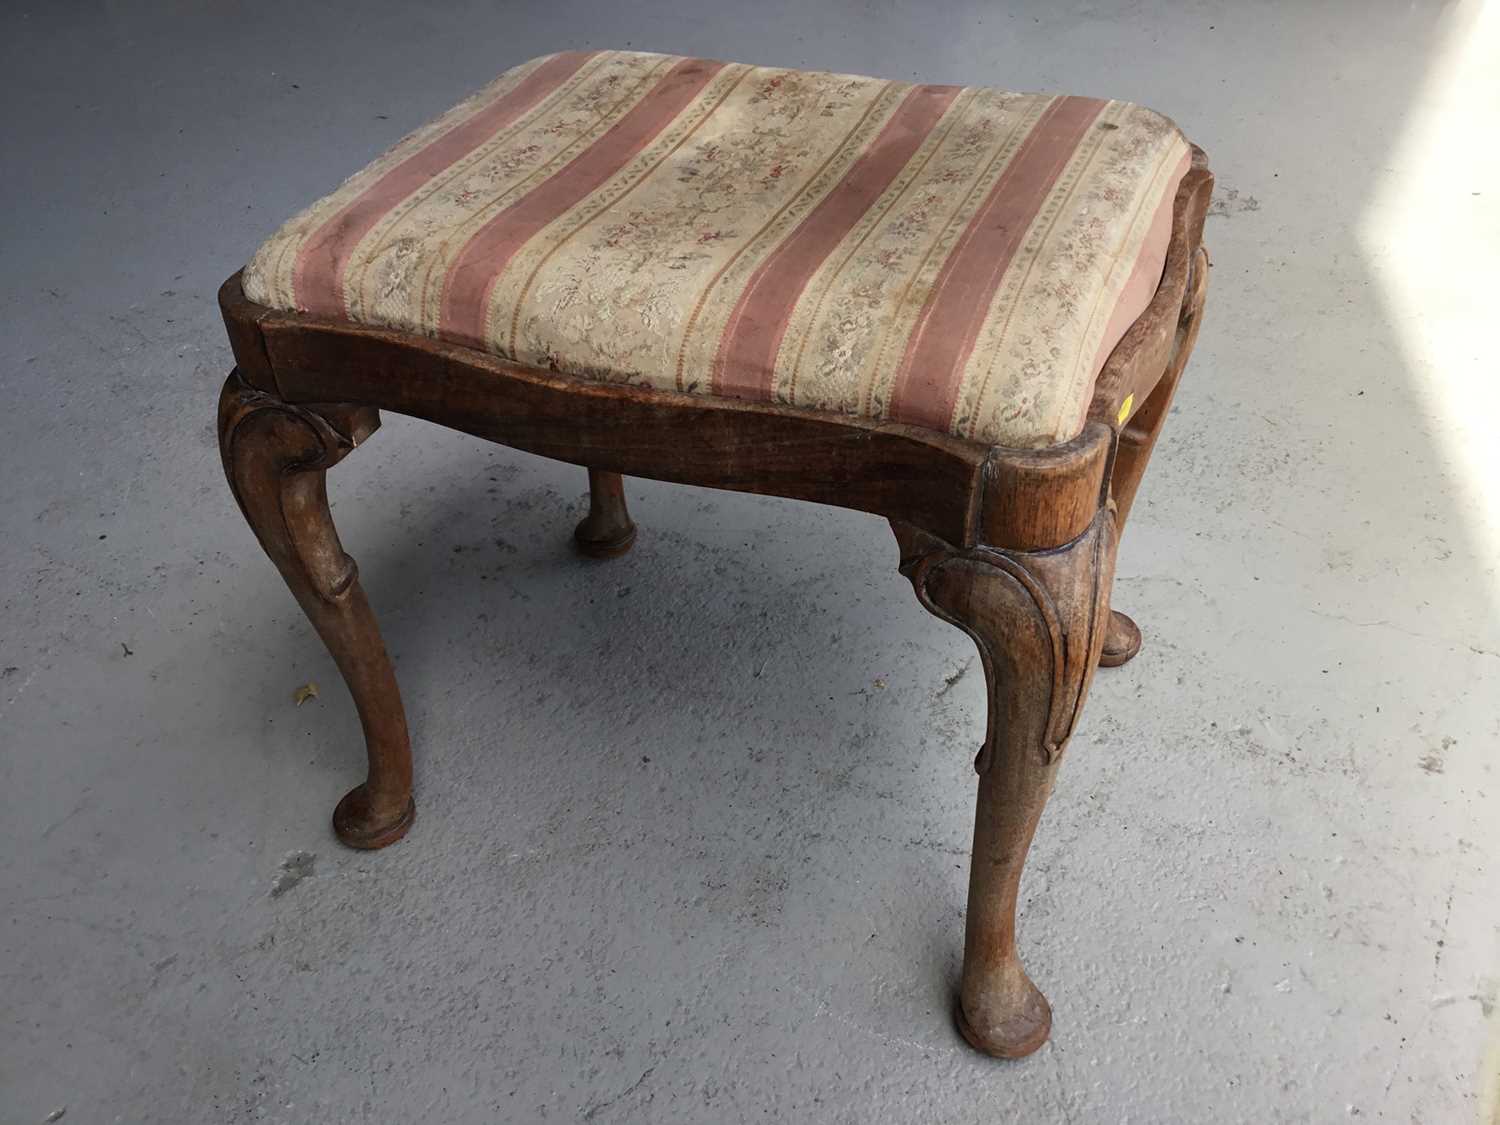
[243,50,1190,448]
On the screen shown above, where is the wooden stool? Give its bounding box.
[219,51,1210,1058]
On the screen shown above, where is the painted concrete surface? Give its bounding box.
[2,2,1497,1121]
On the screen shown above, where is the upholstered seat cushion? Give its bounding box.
[243,50,1189,448]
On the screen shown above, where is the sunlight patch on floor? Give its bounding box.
[1357,0,1500,593]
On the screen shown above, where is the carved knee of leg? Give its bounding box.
[218,371,415,850]
[896,509,1117,1056]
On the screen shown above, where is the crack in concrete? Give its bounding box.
[582,1064,656,1121]
[934,656,974,699]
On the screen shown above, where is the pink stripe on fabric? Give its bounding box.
[711,84,961,401]
[438,57,726,350]
[886,96,1107,434]
[1083,147,1191,395]
[292,51,595,317]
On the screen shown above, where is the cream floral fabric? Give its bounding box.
[244,51,1189,447]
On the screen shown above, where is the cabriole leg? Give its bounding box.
[218,371,415,849]
[895,509,1116,1057]
[574,469,637,558]
[1103,243,1211,668]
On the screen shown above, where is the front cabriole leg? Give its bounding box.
[218,370,415,849]
[894,507,1117,1057]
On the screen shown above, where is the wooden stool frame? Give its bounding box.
[218,147,1212,1058]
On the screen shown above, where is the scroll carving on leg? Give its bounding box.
[893,508,1117,1057]
[218,370,415,849]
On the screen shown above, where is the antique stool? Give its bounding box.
[219,50,1211,1058]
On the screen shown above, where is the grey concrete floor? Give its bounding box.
[3,2,1497,1122]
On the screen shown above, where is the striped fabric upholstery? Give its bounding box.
[244,51,1189,448]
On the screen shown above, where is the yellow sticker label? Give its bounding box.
[1117,393,1135,426]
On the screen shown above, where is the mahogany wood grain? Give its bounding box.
[243,303,990,548]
